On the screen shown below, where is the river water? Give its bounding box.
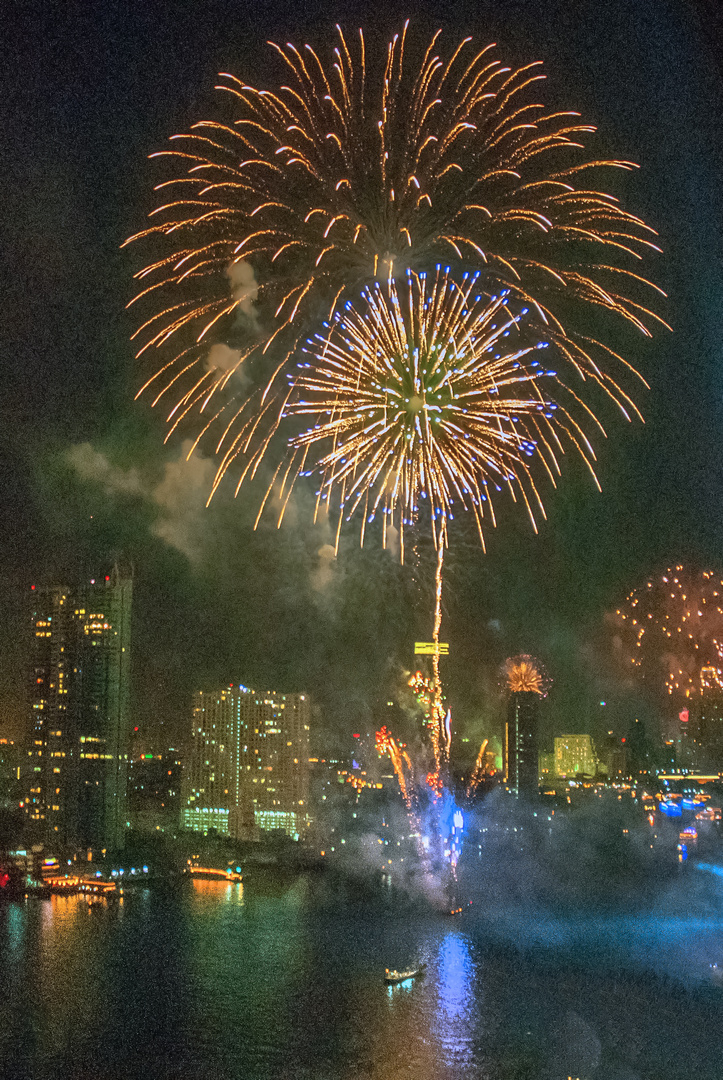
[2,869,723,1079]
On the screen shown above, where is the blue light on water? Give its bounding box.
[696,862,723,879]
[435,932,474,1054]
[6,904,24,957]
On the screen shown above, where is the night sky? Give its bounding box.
[1,0,722,753]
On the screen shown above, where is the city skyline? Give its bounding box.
[0,1,722,754]
[2,5,723,1079]
[8,559,723,765]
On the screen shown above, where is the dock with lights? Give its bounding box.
[185,864,243,882]
[42,876,117,894]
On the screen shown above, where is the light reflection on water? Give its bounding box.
[4,902,24,958]
[433,932,476,1067]
[1,873,723,1079]
[191,877,245,906]
[436,932,473,1019]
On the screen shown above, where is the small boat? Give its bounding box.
[384,964,426,985]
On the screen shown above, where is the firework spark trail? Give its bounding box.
[408,670,444,794]
[375,726,431,870]
[429,519,450,790]
[376,718,463,898]
[466,738,489,797]
[286,267,628,553]
[613,566,723,701]
[375,726,414,808]
[125,25,665,500]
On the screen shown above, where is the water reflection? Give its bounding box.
[432,931,476,1068]
[191,877,245,906]
[3,875,723,1079]
[436,932,473,1018]
[3,901,24,958]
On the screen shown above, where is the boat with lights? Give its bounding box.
[384,964,426,985]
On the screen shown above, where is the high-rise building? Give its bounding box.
[240,689,311,838]
[24,567,132,850]
[626,716,656,776]
[181,688,242,837]
[127,749,182,834]
[181,684,311,841]
[0,739,21,810]
[598,731,628,779]
[505,691,540,797]
[694,679,723,771]
[554,734,598,778]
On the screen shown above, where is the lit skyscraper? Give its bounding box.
[181,685,311,841]
[181,688,242,836]
[239,689,311,838]
[505,691,540,798]
[25,566,132,850]
[0,739,21,811]
[686,674,723,771]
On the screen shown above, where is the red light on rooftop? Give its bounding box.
[31,585,35,591]
[679,708,689,723]
[621,737,626,743]
[105,575,110,581]
[352,733,360,738]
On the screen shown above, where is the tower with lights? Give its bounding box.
[25,565,133,850]
[502,655,549,798]
[505,691,540,797]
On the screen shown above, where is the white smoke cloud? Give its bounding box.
[65,439,216,563]
[311,543,337,593]
[385,521,400,562]
[150,441,216,562]
[203,261,260,381]
[65,442,143,496]
[263,490,341,596]
[65,435,344,576]
[206,342,244,373]
[226,259,258,318]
